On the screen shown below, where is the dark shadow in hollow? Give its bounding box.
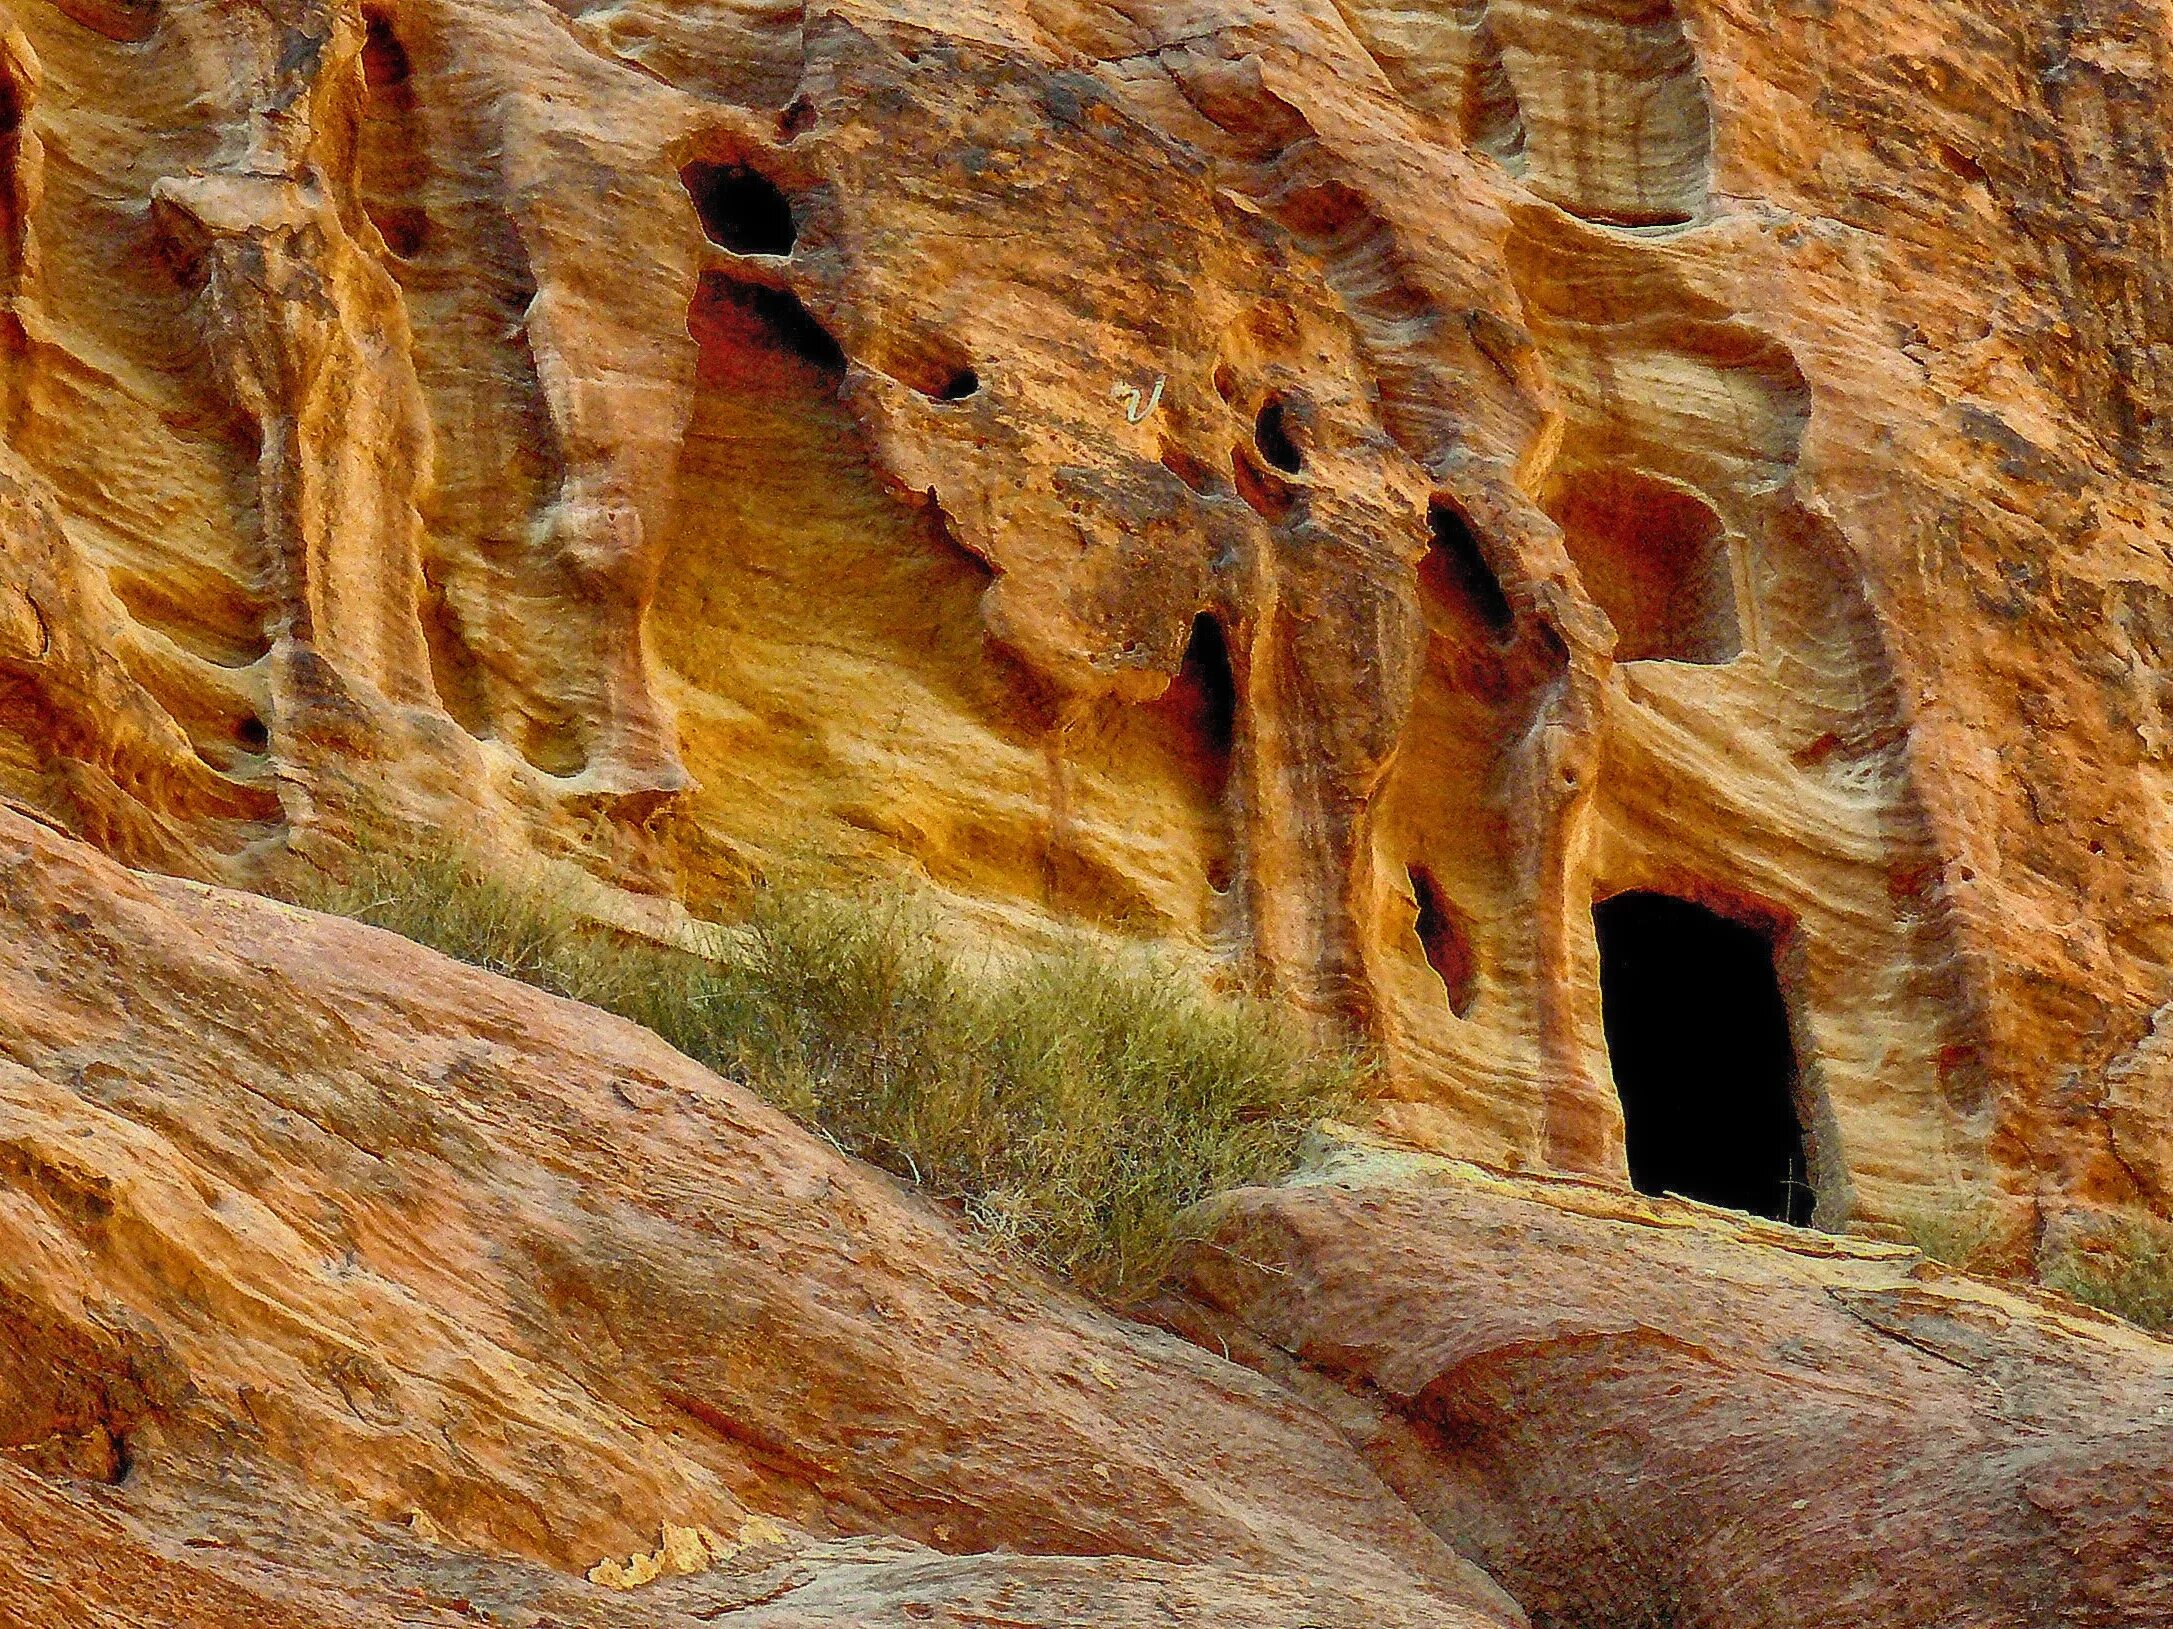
[1161,613,1236,803]
[1254,397,1303,474]
[1424,497,1514,637]
[1594,890,1813,1225]
[681,159,798,256]
[1410,866,1478,1018]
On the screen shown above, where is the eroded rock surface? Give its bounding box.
[1174,1140,2173,1626]
[6,0,2173,1261]
[0,800,1518,1625]
[4,0,2173,1259]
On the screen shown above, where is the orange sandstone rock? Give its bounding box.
[0,800,1516,1625]
[3,0,2172,1274]
[1174,1140,2173,1625]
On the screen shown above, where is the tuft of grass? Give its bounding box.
[292,837,1365,1297]
[1893,1203,2017,1276]
[2042,1218,2173,1335]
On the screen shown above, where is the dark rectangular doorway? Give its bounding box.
[1594,890,1814,1225]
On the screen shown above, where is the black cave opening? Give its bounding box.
[681,159,798,256]
[1424,496,1514,636]
[1593,890,1814,1226]
[1253,398,1303,474]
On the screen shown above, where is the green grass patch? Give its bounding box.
[292,838,1366,1297]
[2042,1218,2173,1335]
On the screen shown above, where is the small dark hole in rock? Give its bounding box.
[1254,398,1302,474]
[778,97,818,143]
[682,159,798,256]
[933,367,979,402]
[238,716,270,754]
[361,13,411,88]
[1410,867,1478,1018]
[1424,497,1514,636]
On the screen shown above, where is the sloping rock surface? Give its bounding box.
[0,800,1516,1626]
[1174,1142,2173,1627]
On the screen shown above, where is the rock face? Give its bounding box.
[5,805,2170,1623]
[0,800,1518,1626]
[1174,1140,2173,1626]
[6,0,2173,1262]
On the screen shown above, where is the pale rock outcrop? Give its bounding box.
[1173,1138,2173,1626]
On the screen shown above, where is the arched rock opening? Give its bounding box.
[1547,468,1737,663]
[681,159,797,257]
[1594,890,1813,1224]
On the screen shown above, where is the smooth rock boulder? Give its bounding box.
[1174,1142,2173,1627]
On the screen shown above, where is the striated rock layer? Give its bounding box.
[4,0,2173,1261]
[0,800,1518,1626]
[4,802,2170,1624]
[1174,1139,2173,1625]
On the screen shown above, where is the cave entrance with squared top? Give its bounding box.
[1593,889,1814,1225]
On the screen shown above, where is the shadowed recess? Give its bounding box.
[1594,890,1812,1225]
[689,274,846,386]
[1548,468,1737,663]
[361,11,411,86]
[1254,397,1303,474]
[1410,866,1478,1018]
[358,11,429,258]
[1155,613,1238,807]
[681,159,798,256]
[1422,497,1514,636]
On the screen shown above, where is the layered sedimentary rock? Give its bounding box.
[6,804,2170,1624]
[1174,1139,2173,1625]
[0,800,1516,1626]
[5,0,2173,1268]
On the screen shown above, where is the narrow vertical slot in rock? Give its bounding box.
[1422,497,1514,637]
[0,71,21,288]
[1151,613,1240,894]
[1409,866,1479,1017]
[358,11,430,259]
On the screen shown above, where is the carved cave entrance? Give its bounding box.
[1593,891,1813,1225]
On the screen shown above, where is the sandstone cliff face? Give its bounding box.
[3,0,2172,1265]
[3,805,2168,1623]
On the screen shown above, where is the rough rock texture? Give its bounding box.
[7,0,2173,1260]
[0,800,1518,1626]
[1174,1140,2173,1626]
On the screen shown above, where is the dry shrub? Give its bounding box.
[295,838,1365,1297]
